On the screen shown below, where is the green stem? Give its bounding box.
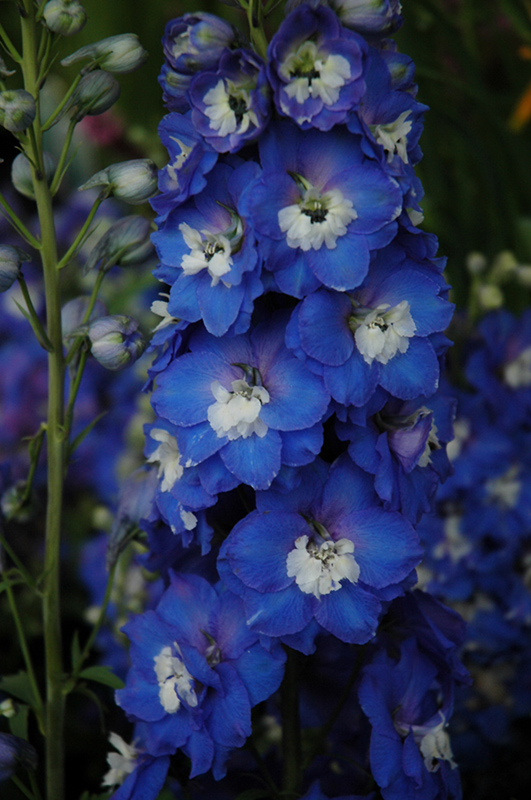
[49,118,76,196]
[21,425,46,507]
[63,348,88,448]
[41,73,82,131]
[247,0,269,59]
[0,527,37,591]
[281,647,301,797]
[18,275,54,352]
[0,20,22,63]
[0,191,42,249]
[57,194,105,270]
[4,579,44,726]
[21,3,66,799]
[11,775,35,800]
[65,269,105,366]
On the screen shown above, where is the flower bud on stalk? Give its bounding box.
[0,733,38,781]
[87,315,146,371]
[0,90,36,133]
[69,71,121,121]
[11,152,55,199]
[83,216,154,274]
[0,245,31,292]
[42,0,87,37]
[79,160,158,205]
[61,296,107,338]
[61,34,147,74]
[0,55,15,78]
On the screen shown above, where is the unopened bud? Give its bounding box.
[84,215,153,274]
[0,699,17,719]
[61,296,107,337]
[1,480,36,523]
[0,733,38,781]
[477,284,504,311]
[43,0,87,36]
[331,0,402,34]
[0,245,31,293]
[490,250,518,283]
[466,251,487,275]
[11,152,55,199]
[88,315,146,371]
[61,34,147,74]
[516,265,531,288]
[0,90,36,133]
[0,55,15,79]
[79,159,157,204]
[70,70,121,121]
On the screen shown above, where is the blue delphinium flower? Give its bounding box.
[189,48,270,153]
[359,638,461,800]
[151,314,330,490]
[242,121,401,297]
[267,3,367,131]
[285,241,453,406]
[116,572,285,779]
[152,159,263,337]
[151,113,218,220]
[218,455,422,652]
[0,733,38,782]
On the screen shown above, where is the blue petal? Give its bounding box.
[379,338,439,400]
[220,430,282,489]
[314,581,380,643]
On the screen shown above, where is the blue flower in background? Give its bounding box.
[241,121,401,296]
[116,572,285,779]
[267,3,367,130]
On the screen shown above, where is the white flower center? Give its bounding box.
[286,534,360,599]
[146,428,183,492]
[503,345,531,388]
[203,79,258,137]
[485,464,521,510]
[350,300,416,365]
[179,221,236,286]
[166,136,194,184]
[102,733,138,788]
[396,713,457,774]
[369,111,412,164]
[154,643,198,714]
[151,292,179,332]
[208,378,270,440]
[279,40,351,118]
[278,184,357,251]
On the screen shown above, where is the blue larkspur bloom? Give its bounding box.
[150,113,218,220]
[267,3,367,130]
[189,48,270,153]
[151,314,330,490]
[116,572,285,779]
[152,159,263,337]
[241,121,401,297]
[285,242,453,406]
[359,638,462,800]
[218,455,422,652]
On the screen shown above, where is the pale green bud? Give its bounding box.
[84,215,153,274]
[79,159,157,204]
[11,152,55,199]
[0,245,31,292]
[478,284,504,311]
[0,90,36,133]
[490,250,518,283]
[88,315,146,371]
[70,70,121,121]
[466,252,487,275]
[516,265,531,288]
[43,0,87,36]
[61,34,147,74]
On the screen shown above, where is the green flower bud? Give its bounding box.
[0,90,36,133]
[478,284,504,311]
[79,159,157,204]
[84,215,153,274]
[61,34,147,74]
[466,252,487,275]
[43,0,87,36]
[0,245,31,292]
[70,70,121,121]
[11,152,55,199]
[88,315,146,371]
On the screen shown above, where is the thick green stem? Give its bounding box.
[281,647,302,797]
[21,4,65,799]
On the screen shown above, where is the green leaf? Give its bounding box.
[8,704,29,740]
[68,411,107,458]
[79,666,124,690]
[0,672,34,705]
[71,630,82,671]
